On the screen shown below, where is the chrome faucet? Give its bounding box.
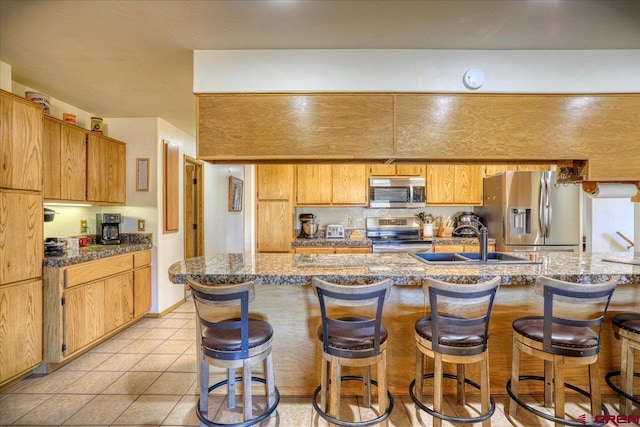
[453,218,489,262]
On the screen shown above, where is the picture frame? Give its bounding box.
[228,176,243,212]
[136,158,150,191]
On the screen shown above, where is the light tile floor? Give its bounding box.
[1,300,635,426]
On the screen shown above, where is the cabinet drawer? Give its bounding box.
[134,250,151,268]
[64,254,133,288]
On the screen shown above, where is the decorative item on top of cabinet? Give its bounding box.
[426,164,483,205]
[43,116,86,200]
[368,164,424,176]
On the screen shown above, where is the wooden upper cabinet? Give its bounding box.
[257,164,293,200]
[197,94,394,160]
[368,164,424,176]
[332,164,367,205]
[86,133,126,204]
[426,164,483,205]
[43,117,86,201]
[296,165,332,205]
[484,164,518,177]
[0,91,42,191]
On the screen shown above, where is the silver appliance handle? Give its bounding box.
[544,172,552,238]
[538,174,545,237]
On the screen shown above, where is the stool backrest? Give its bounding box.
[424,277,501,355]
[187,276,255,360]
[535,276,618,356]
[312,277,393,358]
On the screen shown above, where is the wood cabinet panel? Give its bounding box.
[426,164,482,205]
[257,164,293,201]
[134,266,151,318]
[332,164,367,205]
[104,272,133,332]
[197,94,394,159]
[335,247,371,254]
[64,254,133,288]
[0,279,42,384]
[133,250,151,268]
[369,164,424,176]
[294,247,336,254]
[368,164,396,176]
[0,91,42,191]
[163,141,179,233]
[43,118,62,199]
[0,192,43,285]
[257,201,293,252]
[426,165,455,204]
[455,165,483,204]
[433,244,465,253]
[86,133,126,204]
[396,165,424,176]
[64,281,104,356]
[296,165,332,205]
[44,117,86,201]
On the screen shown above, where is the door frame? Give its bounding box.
[183,155,204,259]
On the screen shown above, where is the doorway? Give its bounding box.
[183,155,204,259]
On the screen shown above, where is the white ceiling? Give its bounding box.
[1,0,639,136]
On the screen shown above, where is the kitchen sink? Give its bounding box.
[411,252,541,265]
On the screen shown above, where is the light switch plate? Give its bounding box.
[80,219,88,233]
[138,219,145,231]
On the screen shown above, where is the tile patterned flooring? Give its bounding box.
[1,300,635,426]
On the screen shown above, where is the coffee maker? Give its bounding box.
[97,213,122,244]
[453,212,482,237]
[298,213,319,239]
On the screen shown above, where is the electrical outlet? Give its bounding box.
[347,218,355,227]
[137,219,146,231]
[80,220,88,233]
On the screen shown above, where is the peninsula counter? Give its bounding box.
[169,252,639,396]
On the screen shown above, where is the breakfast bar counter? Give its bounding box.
[168,252,639,396]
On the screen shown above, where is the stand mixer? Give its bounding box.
[298,213,319,238]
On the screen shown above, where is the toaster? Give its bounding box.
[325,224,345,239]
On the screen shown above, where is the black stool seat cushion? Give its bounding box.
[317,316,388,350]
[415,317,486,347]
[513,316,598,349]
[612,313,640,334]
[202,318,273,352]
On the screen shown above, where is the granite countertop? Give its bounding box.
[432,237,497,245]
[43,233,153,267]
[292,237,372,248]
[168,252,640,287]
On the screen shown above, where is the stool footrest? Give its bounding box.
[312,375,394,427]
[196,376,280,427]
[604,371,640,405]
[409,372,496,424]
[506,375,609,427]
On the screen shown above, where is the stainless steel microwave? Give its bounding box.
[369,177,426,208]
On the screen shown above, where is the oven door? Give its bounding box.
[371,240,433,253]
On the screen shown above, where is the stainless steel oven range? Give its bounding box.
[366,217,433,253]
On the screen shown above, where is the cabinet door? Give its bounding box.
[484,164,517,177]
[426,165,455,204]
[107,139,126,203]
[257,201,293,252]
[296,165,332,205]
[396,165,424,176]
[104,272,133,333]
[256,165,293,201]
[86,134,109,202]
[517,163,552,172]
[455,165,483,204]
[433,245,464,253]
[335,247,371,254]
[332,165,367,205]
[64,281,105,356]
[0,279,43,384]
[0,192,43,285]
[43,118,62,199]
[61,124,86,201]
[0,92,42,191]
[134,266,151,318]
[368,164,396,176]
[294,247,335,254]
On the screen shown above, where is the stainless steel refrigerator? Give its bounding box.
[479,171,581,252]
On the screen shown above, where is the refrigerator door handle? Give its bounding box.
[538,174,546,238]
[544,172,552,238]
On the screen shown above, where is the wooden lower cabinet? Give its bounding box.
[43,250,152,368]
[257,201,294,252]
[0,279,43,385]
[432,244,495,253]
[294,246,371,254]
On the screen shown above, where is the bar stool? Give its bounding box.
[605,312,640,413]
[506,276,618,427]
[409,276,500,427]
[187,277,280,427]
[311,277,394,427]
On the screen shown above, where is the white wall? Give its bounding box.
[585,198,635,252]
[204,165,246,254]
[1,61,12,92]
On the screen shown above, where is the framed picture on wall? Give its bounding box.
[229,176,243,212]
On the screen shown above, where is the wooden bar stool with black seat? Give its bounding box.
[311,277,394,427]
[605,312,640,414]
[409,276,501,427]
[187,276,280,427]
[506,276,618,427]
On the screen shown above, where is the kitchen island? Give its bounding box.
[168,252,639,396]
